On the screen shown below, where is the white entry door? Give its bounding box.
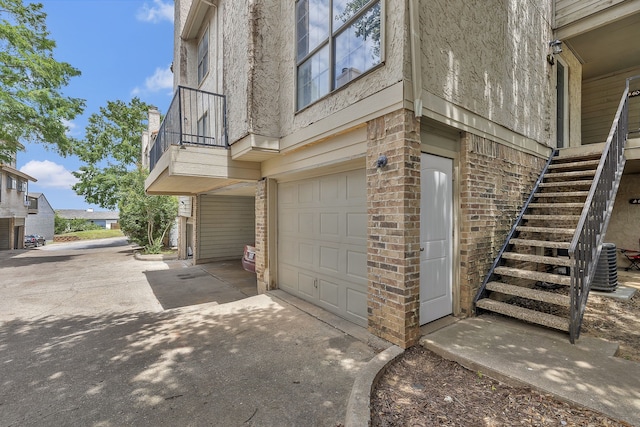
[420,153,453,324]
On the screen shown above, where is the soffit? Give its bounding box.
[564,13,640,80]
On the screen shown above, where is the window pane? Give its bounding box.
[334,2,380,88]
[296,0,329,62]
[198,28,209,83]
[333,0,368,31]
[297,45,330,109]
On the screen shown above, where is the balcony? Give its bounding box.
[146,86,261,195]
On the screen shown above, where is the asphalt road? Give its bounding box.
[0,238,381,427]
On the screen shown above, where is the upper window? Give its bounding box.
[197,27,209,84]
[296,0,382,110]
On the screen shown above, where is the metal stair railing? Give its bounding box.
[473,150,557,306]
[568,75,637,343]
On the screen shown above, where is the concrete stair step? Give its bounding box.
[529,202,584,209]
[515,226,575,235]
[534,191,588,198]
[494,266,571,286]
[554,150,601,162]
[485,281,571,306]
[545,170,596,179]
[539,180,592,188]
[501,252,572,266]
[522,214,580,221]
[509,239,570,249]
[476,298,569,332]
[548,159,600,170]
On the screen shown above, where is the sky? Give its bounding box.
[16,0,175,211]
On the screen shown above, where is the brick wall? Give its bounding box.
[54,235,80,242]
[367,109,421,349]
[458,133,547,314]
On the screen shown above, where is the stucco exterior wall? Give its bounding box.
[420,0,555,145]
[222,0,251,143]
[0,174,28,218]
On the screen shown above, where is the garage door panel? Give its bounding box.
[279,238,298,262]
[278,265,298,293]
[320,246,340,273]
[346,213,367,240]
[298,182,315,204]
[320,175,341,202]
[278,169,367,327]
[299,242,315,266]
[347,171,366,202]
[346,287,367,323]
[298,212,314,235]
[298,273,316,298]
[319,279,340,308]
[346,249,367,280]
[320,212,340,236]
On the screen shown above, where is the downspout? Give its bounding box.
[408,0,422,117]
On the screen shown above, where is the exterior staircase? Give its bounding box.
[474,76,637,343]
[474,150,600,334]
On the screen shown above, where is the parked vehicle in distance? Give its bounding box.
[242,244,256,273]
[24,235,45,248]
[24,235,37,248]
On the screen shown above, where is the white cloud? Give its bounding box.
[137,0,173,23]
[132,65,173,96]
[20,160,79,189]
[62,119,80,137]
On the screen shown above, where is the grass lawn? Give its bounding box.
[57,229,125,240]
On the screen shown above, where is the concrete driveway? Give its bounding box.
[0,238,386,426]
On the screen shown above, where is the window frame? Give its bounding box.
[295,0,384,111]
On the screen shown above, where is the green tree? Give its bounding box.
[0,0,85,162]
[72,98,150,210]
[119,167,178,253]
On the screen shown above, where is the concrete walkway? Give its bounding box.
[422,314,640,426]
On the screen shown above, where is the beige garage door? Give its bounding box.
[278,169,368,326]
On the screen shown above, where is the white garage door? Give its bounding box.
[278,169,368,326]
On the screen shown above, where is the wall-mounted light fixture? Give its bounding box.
[375,155,388,171]
[547,40,563,65]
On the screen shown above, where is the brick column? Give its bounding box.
[255,178,271,293]
[367,109,421,349]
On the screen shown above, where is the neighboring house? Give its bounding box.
[25,193,55,243]
[0,153,37,250]
[144,0,640,348]
[56,209,120,230]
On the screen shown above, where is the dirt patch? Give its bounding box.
[582,288,640,362]
[371,287,639,426]
[371,346,631,426]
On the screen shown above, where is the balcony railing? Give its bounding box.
[149,86,227,171]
